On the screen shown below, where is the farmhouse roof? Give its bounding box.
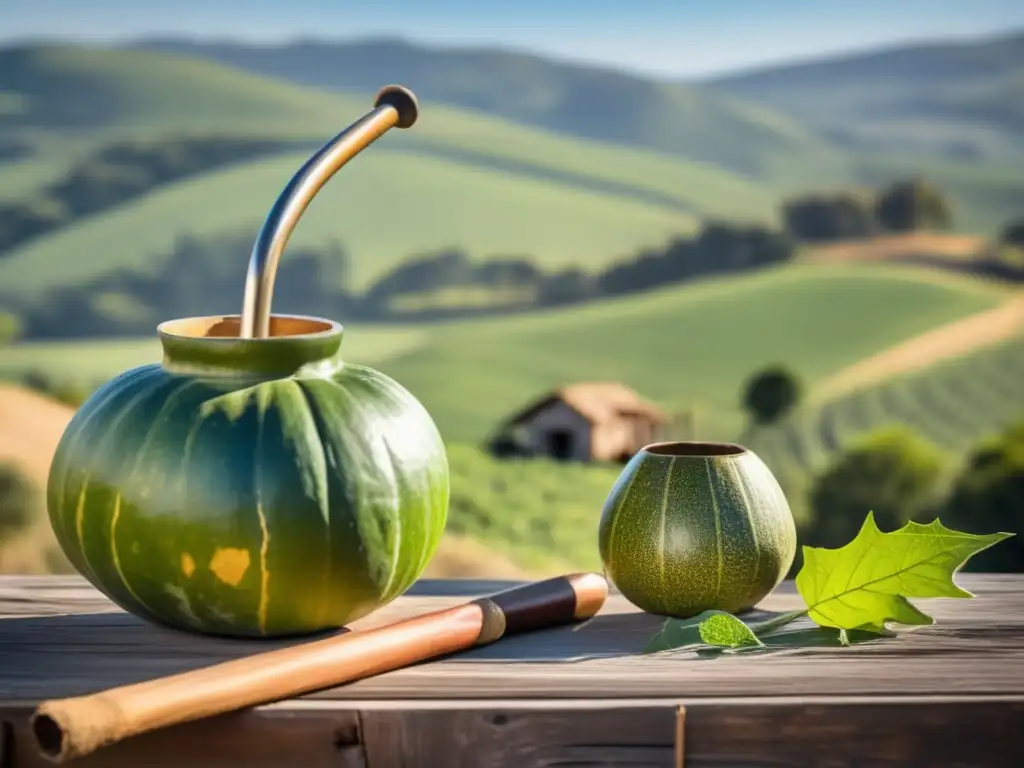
[506,381,669,426]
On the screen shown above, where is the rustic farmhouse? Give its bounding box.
[488,382,669,463]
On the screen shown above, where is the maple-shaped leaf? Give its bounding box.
[795,512,1014,632]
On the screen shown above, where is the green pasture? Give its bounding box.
[748,330,1024,479]
[4,263,1006,444]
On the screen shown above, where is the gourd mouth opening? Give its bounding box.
[158,314,341,341]
[644,441,746,457]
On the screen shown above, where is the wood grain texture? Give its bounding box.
[5,699,1023,768]
[2,575,1022,703]
[0,705,365,768]
[357,705,678,768]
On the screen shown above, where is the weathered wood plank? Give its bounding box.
[0,705,364,768]
[1,575,1022,703]
[357,698,1024,768]
[4,697,1023,767]
[357,704,678,768]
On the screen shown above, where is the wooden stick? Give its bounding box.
[30,572,609,764]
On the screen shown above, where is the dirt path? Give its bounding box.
[0,383,74,481]
[802,232,990,265]
[0,384,75,572]
[815,292,1024,401]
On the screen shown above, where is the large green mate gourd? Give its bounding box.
[599,442,797,617]
[47,315,450,637]
[46,85,450,638]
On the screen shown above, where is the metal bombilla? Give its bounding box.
[238,85,420,339]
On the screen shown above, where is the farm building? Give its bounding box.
[488,382,669,463]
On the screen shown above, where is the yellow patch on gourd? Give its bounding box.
[209,548,251,587]
[180,552,196,578]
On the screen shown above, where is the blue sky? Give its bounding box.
[5,0,1024,77]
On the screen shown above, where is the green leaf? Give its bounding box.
[796,512,1014,632]
[644,611,719,653]
[698,612,764,648]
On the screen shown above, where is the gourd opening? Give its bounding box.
[157,314,343,376]
[159,315,338,340]
[644,441,746,457]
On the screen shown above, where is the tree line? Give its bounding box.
[781,178,953,243]
[4,159,1022,345]
[0,135,301,255]
[1,217,800,342]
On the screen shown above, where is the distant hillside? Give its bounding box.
[373,263,1007,442]
[0,44,347,139]
[127,36,845,183]
[0,149,701,298]
[120,35,1024,234]
[705,29,1024,162]
[0,44,793,299]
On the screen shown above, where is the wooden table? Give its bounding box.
[1,574,1022,767]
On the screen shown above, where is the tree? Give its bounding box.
[941,421,1024,572]
[538,268,595,306]
[805,425,947,549]
[1000,218,1024,249]
[0,462,37,541]
[875,178,952,232]
[782,191,875,242]
[742,366,802,427]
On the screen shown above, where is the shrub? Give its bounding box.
[805,425,948,549]
[941,421,1024,572]
[875,178,952,232]
[0,462,37,541]
[742,366,802,427]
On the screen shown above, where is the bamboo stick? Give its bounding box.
[31,572,609,764]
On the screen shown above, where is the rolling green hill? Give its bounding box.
[705,29,1024,162]
[0,149,700,296]
[746,329,1024,485]
[0,43,779,214]
[130,37,846,184]
[0,44,796,296]
[4,263,1007,443]
[129,33,1024,231]
[375,263,1008,442]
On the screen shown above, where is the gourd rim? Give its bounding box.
[642,441,747,457]
[157,314,343,341]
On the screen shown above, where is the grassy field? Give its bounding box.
[374,263,1009,442]
[3,263,1009,443]
[0,150,700,296]
[747,330,1024,482]
[444,444,619,573]
[0,46,793,297]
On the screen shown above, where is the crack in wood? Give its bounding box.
[675,705,685,768]
[0,720,13,768]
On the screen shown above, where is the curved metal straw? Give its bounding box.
[239,85,420,339]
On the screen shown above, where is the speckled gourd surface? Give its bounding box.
[46,317,449,638]
[598,444,797,618]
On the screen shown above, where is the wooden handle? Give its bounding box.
[31,572,608,764]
